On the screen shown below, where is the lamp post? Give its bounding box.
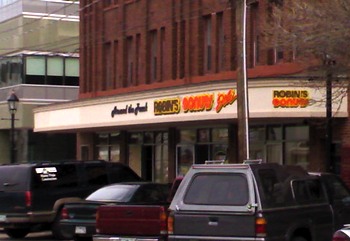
[7,92,19,164]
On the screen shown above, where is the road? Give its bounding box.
[0,230,70,241]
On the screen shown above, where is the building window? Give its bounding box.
[179,20,185,78]
[65,58,79,86]
[128,131,169,183]
[26,56,45,84]
[135,34,140,85]
[250,125,309,169]
[216,12,224,72]
[250,2,260,66]
[0,57,23,85]
[160,27,165,81]
[126,36,134,86]
[177,128,228,176]
[114,40,119,88]
[95,132,121,162]
[150,30,158,82]
[204,15,212,72]
[103,42,112,90]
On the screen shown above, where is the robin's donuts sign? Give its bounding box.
[272,90,309,108]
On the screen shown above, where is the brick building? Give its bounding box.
[34,0,350,184]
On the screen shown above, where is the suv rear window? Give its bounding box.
[0,166,30,191]
[32,164,79,189]
[184,174,249,205]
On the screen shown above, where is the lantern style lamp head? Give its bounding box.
[7,92,19,114]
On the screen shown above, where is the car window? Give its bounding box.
[86,184,139,202]
[31,164,79,189]
[321,174,350,201]
[184,174,249,206]
[0,166,29,191]
[292,179,327,204]
[132,184,169,203]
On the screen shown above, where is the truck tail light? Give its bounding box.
[159,206,167,235]
[25,191,32,207]
[333,230,350,241]
[167,212,174,235]
[255,216,267,237]
[60,207,69,220]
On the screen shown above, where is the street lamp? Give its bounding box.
[7,92,19,164]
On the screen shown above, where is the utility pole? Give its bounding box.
[236,0,250,162]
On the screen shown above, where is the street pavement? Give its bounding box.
[0,229,69,241]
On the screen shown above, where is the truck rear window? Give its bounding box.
[184,174,249,206]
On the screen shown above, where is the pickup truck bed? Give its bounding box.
[95,204,168,239]
[93,177,182,241]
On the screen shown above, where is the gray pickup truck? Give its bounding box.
[168,162,350,241]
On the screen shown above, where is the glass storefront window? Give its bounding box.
[154,143,168,183]
[128,133,143,144]
[180,129,196,143]
[212,128,228,142]
[267,126,282,140]
[97,133,109,145]
[212,144,228,161]
[96,132,120,162]
[286,126,309,140]
[250,125,310,168]
[250,127,265,142]
[198,129,210,142]
[285,141,309,169]
[144,132,154,143]
[177,145,194,176]
[129,144,142,177]
[98,146,109,161]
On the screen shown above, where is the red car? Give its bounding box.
[333,226,350,241]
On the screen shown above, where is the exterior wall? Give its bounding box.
[79,0,302,98]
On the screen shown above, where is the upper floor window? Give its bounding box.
[25,55,79,86]
[203,15,212,72]
[126,36,134,86]
[150,30,158,82]
[216,12,224,72]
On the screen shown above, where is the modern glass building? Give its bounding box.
[0,0,80,163]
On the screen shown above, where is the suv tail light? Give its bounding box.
[167,212,174,235]
[333,231,350,241]
[255,216,267,237]
[60,207,69,219]
[159,206,167,235]
[25,191,32,207]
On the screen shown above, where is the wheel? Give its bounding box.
[51,211,73,240]
[4,228,30,239]
[291,237,308,241]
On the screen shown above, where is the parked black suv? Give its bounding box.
[0,160,141,239]
[168,162,350,241]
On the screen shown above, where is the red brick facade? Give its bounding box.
[79,0,302,97]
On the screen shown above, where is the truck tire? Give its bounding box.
[4,228,29,239]
[291,237,308,241]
